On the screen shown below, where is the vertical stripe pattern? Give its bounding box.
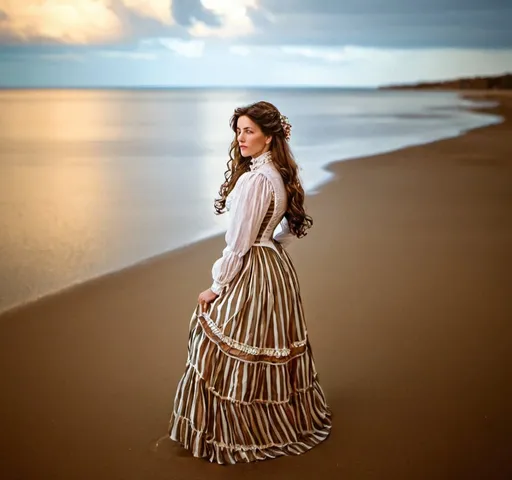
[168,227,332,464]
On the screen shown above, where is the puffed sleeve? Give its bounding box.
[210,171,273,295]
[273,216,295,248]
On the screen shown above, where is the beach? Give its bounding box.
[0,92,511,479]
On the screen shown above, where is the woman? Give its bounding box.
[168,101,331,464]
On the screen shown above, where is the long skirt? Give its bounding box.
[168,242,332,464]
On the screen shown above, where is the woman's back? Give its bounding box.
[227,155,288,248]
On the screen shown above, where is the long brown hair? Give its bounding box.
[214,101,313,238]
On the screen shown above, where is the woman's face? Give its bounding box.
[236,115,272,158]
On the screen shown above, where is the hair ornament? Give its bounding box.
[280,113,292,142]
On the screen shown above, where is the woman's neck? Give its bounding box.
[250,150,272,171]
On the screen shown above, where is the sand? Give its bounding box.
[0,93,511,480]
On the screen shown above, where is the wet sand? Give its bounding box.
[0,93,511,480]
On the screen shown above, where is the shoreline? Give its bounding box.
[0,92,510,479]
[0,92,503,319]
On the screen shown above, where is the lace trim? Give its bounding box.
[250,151,272,171]
[201,312,307,358]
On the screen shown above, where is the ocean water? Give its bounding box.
[0,88,501,314]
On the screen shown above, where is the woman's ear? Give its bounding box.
[265,135,273,145]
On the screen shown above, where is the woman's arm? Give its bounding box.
[210,171,273,295]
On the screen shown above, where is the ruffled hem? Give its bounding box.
[168,410,331,465]
[168,360,332,464]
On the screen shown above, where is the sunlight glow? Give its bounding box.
[0,0,173,43]
[122,0,173,25]
[192,0,257,37]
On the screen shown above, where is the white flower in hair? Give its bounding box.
[280,113,292,141]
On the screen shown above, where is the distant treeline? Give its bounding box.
[381,73,512,90]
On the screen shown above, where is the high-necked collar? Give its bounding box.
[249,151,272,171]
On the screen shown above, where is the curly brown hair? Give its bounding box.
[214,101,313,238]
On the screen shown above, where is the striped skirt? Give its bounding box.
[168,242,332,464]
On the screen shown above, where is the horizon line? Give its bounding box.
[0,85,381,90]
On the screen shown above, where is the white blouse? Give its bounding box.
[210,151,295,295]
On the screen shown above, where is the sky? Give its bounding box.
[0,0,511,87]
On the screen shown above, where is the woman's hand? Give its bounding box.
[198,288,219,311]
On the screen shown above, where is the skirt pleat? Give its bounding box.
[168,243,332,464]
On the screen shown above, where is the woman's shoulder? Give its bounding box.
[255,163,286,191]
[237,169,272,187]
[227,170,271,211]
[235,169,275,198]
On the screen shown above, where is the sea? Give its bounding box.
[0,88,502,314]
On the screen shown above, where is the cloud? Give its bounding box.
[121,0,172,25]
[171,0,220,27]
[228,44,400,68]
[0,0,174,45]
[260,0,511,15]
[181,0,258,38]
[158,38,205,57]
[253,0,512,49]
[39,53,86,62]
[1,43,511,88]
[5,0,507,50]
[0,0,262,46]
[281,46,348,63]
[0,1,122,44]
[97,50,158,60]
